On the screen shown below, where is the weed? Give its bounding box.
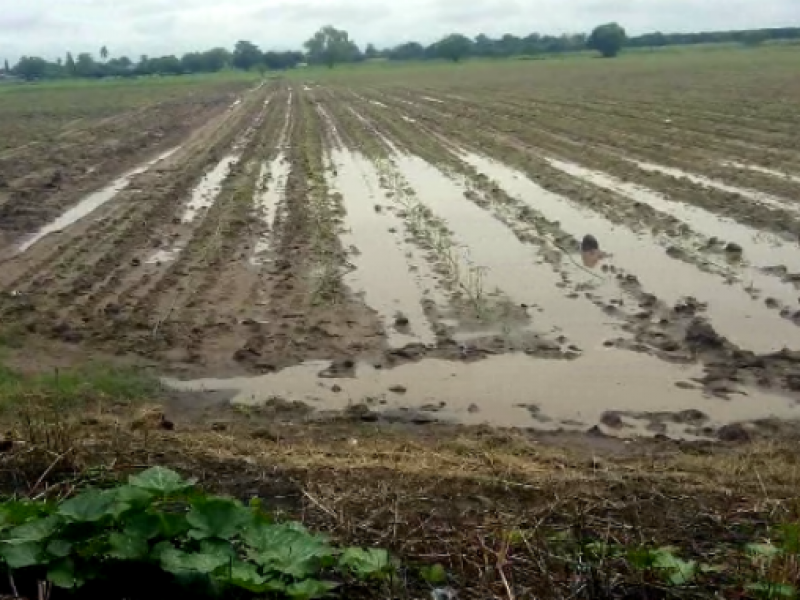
[0,466,394,599]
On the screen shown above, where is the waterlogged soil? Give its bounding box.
[5,77,800,442]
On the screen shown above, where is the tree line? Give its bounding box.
[3,24,798,81]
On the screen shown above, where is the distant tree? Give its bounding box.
[203,48,232,71]
[364,43,379,60]
[587,22,627,57]
[740,30,769,46]
[3,59,9,73]
[65,53,76,75]
[387,41,425,61]
[233,40,262,70]
[304,25,359,68]
[75,53,97,77]
[14,56,48,80]
[100,45,109,61]
[432,33,473,62]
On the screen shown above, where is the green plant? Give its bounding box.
[0,467,393,599]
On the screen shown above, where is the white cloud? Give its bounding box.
[0,0,797,62]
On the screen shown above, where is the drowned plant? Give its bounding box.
[0,467,393,599]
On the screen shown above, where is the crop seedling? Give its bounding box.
[0,466,394,599]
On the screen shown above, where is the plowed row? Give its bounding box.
[4,71,800,435]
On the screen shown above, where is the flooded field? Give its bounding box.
[4,62,800,441]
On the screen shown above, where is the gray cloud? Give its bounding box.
[0,0,798,63]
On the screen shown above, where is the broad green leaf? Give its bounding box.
[199,539,237,562]
[160,547,228,574]
[652,550,696,586]
[0,501,48,528]
[245,523,334,579]
[124,513,162,540]
[108,532,148,560]
[626,547,656,570]
[46,539,73,558]
[747,583,797,599]
[187,497,251,540]
[155,513,190,538]
[129,467,195,495]
[58,490,115,523]
[0,541,45,568]
[420,563,448,585]
[6,515,60,543]
[216,560,269,592]
[48,559,83,589]
[339,548,391,579]
[747,543,782,560]
[113,485,154,505]
[286,579,339,600]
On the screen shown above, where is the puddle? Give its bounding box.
[631,159,800,216]
[460,153,800,353]
[163,349,800,433]
[421,96,444,104]
[546,157,800,307]
[401,116,417,124]
[251,154,290,266]
[331,150,439,347]
[146,247,182,265]
[722,160,800,185]
[393,154,622,346]
[229,99,242,110]
[17,147,180,254]
[369,100,387,108]
[181,155,239,223]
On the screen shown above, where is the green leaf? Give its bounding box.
[160,547,228,575]
[0,500,48,528]
[779,524,800,555]
[339,548,392,579]
[6,515,60,543]
[58,490,115,523]
[46,539,73,558]
[747,543,782,560]
[245,523,334,579]
[48,559,83,589]
[420,563,448,585]
[286,579,338,600]
[747,582,797,599]
[123,513,162,540]
[129,467,195,495]
[652,549,696,586]
[108,532,148,560]
[113,485,154,505]
[216,560,269,592]
[0,541,45,568]
[187,497,251,540]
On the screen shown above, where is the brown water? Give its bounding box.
[392,153,624,347]
[459,152,800,353]
[331,149,440,347]
[721,160,800,185]
[632,159,800,216]
[181,154,239,223]
[545,157,800,307]
[250,154,290,266]
[17,147,180,253]
[162,348,800,435]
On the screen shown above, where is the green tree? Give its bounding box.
[304,25,359,68]
[3,59,9,73]
[432,33,473,62]
[65,52,76,75]
[587,22,627,57]
[232,40,262,70]
[100,45,109,61]
[75,53,97,77]
[364,43,379,60]
[14,56,48,80]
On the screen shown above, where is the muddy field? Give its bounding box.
[3,55,800,440]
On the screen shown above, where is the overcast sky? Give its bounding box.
[1,0,798,63]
